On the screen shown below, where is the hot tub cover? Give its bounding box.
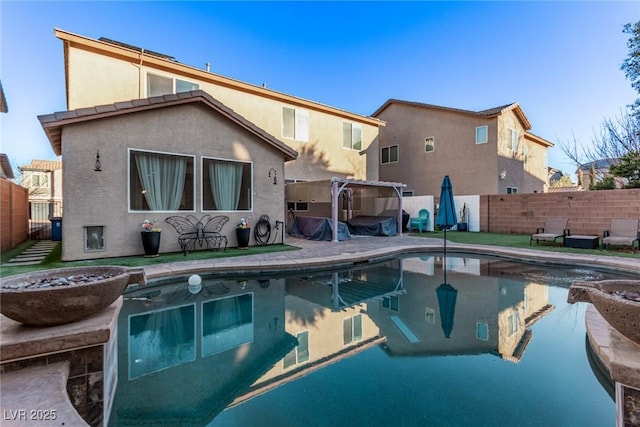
[346,215,397,236]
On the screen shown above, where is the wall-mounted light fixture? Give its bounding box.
[94,150,102,172]
[268,168,277,185]
[568,196,573,200]
[499,170,506,180]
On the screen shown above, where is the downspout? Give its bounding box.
[138,48,145,98]
[392,185,403,236]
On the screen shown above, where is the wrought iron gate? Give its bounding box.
[29,201,63,240]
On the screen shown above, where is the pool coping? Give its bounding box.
[139,237,640,282]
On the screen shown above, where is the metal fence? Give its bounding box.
[28,201,63,240]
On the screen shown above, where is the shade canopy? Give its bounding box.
[436,175,457,230]
[436,282,458,339]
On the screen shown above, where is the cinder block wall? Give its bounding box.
[1,179,29,252]
[481,189,640,235]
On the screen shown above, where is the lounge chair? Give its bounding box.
[409,209,429,233]
[530,218,569,246]
[602,219,640,253]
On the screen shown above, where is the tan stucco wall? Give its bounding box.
[60,103,288,261]
[64,46,379,183]
[376,104,550,196]
[376,103,500,196]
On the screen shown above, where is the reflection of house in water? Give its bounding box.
[368,256,553,363]
[233,260,405,405]
[110,278,296,426]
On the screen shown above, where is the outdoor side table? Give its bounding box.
[564,235,600,249]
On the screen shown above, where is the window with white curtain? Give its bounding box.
[282,106,309,142]
[202,157,252,211]
[342,122,362,150]
[283,330,309,369]
[129,149,194,211]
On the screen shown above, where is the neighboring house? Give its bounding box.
[0,153,14,180]
[372,99,553,196]
[54,29,384,183]
[39,91,297,261]
[18,159,63,220]
[577,158,623,189]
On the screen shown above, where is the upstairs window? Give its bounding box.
[476,125,488,144]
[342,122,362,150]
[31,173,49,188]
[510,129,519,151]
[282,107,309,142]
[425,137,434,152]
[381,145,398,164]
[147,73,199,97]
[507,187,518,194]
[343,314,363,345]
[129,149,194,211]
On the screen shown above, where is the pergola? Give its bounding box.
[329,177,406,242]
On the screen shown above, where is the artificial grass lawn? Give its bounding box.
[0,242,300,278]
[2,231,637,278]
[411,230,640,258]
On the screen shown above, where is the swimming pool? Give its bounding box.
[108,254,636,426]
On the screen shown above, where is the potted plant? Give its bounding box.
[235,218,251,249]
[141,219,162,257]
[457,203,468,232]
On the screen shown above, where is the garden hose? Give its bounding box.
[254,214,272,246]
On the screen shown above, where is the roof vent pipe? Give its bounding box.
[206,62,210,72]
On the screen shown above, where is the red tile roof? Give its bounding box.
[19,159,62,171]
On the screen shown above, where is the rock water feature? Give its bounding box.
[568,279,640,345]
[1,266,145,326]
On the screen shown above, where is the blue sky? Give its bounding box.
[1,1,638,176]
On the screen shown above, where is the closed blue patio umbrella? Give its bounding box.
[436,175,457,255]
[435,175,458,338]
[436,281,458,339]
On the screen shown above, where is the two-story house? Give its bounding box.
[372,99,553,196]
[39,29,385,260]
[18,159,63,222]
[55,29,384,183]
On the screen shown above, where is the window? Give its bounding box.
[287,202,309,212]
[342,122,362,150]
[507,187,518,194]
[476,125,488,144]
[202,157,252,211]
[510,129,518,151]
[343,314,363,345]
[381,145,398,164]
[202,294,254,356]
[31,173,49,188]
[507,312,519,336]
[84,226,105,252]
[381,295,399,312]
[402,191,414,197]
[283,330,309,369]
[476,322,489,341]
[282,107,309,142]
[425,307,435,324]
[425,137,434,152]
[147,73,199,97]
[129,149,194,211]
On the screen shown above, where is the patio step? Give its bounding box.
[3,241,58,267]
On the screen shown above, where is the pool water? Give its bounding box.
[108,254,635,427]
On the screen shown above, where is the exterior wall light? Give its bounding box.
[268,168,277,185]
[95,150,102,172]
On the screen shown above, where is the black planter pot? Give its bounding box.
[236,228,251,248]
[141,231,161,257]
[457,223,468,232]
